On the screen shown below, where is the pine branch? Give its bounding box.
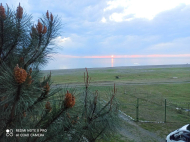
[84,68,91,118]
[0,20,4,59]
[90,91,98,120]
[91,123,108,142]
[0,4,120,142]
[31,108,68,142]
[24,35,42,68]
[2,18,21,62]
[40,123,71,142]
[43,107,67,129]
[0,84,21,138]
[25,17,55,68]
[92,94,115,121]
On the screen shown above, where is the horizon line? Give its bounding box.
[51,54,190,58]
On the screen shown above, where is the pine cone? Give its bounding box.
[14,64,27,84]
[19,57,24,64]
[0,3,6,19]
[36,20,43,34]
[27,75,32,85]
[45,101,52,112]
[50,13,53,21]
[16,3,23,19]
[64,91,75,108]
[46,10,49,19]
[44,82,50,95]
[36,20,47,34]
[42,26,47,34]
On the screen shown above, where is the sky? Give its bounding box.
[3,0,190,69]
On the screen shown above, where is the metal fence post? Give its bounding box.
[164,99,166,123]
[136,98,139,122]
[188,103,189,116]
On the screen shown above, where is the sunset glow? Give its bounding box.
[111,58,114,67]
[53,54,190,58]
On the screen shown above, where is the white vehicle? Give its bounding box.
[166,124,190,142]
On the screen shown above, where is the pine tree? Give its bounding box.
[0,3,120,142]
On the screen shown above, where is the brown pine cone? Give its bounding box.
[14,64,27,84]
[64,91,75,108]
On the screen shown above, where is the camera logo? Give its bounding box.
[6,129,13,137]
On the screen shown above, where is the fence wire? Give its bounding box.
[121,92,190,123]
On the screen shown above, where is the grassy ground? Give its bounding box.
[46,66,190,84]
[42,64,190,141]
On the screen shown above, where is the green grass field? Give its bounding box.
[47,66,190,84]
[42,65,190,141]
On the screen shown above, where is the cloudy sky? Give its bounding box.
[3,0,190,69]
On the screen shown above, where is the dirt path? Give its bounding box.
[118,112,165,142]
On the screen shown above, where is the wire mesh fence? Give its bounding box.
[120,92,190,123]
[76,85,190,124]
